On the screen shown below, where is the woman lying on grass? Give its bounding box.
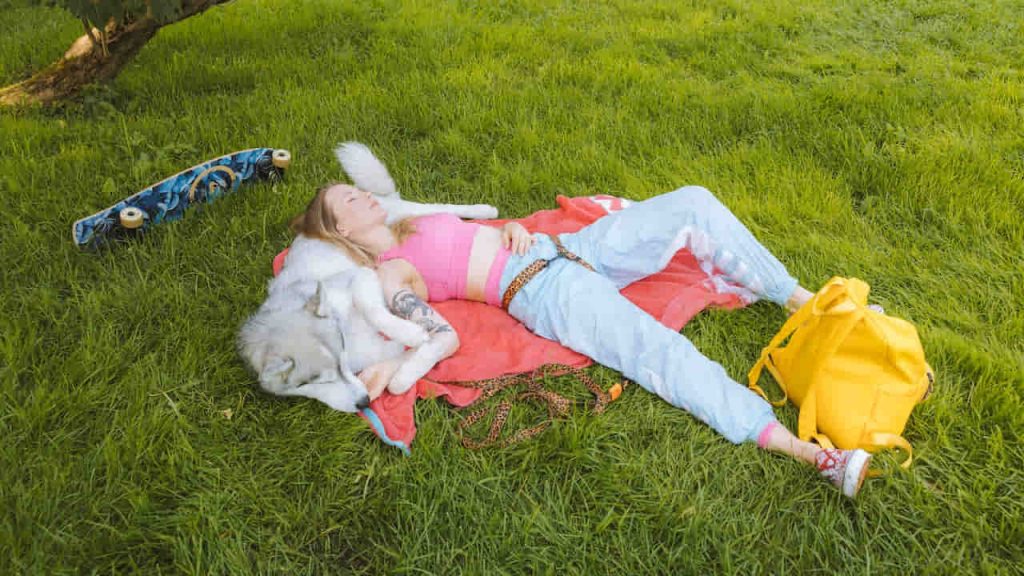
[291,183,873,498]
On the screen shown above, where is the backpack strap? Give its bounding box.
[748,298,816,406]
[870,432,914,469]
[748,277,863,406]
[804,413,914,477]
[794,281,866,441]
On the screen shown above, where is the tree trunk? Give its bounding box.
[0,0,231,107]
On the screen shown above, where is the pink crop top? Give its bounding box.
[377,213,512,306]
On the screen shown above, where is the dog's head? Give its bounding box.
[240,282,370,412]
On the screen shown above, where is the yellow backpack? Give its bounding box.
[748,277,933,469]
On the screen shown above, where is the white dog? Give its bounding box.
[237,142,498,412]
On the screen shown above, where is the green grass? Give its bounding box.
[2,0,1022,572]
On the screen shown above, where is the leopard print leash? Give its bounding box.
[450,364,630,449]
[461,239,620,449]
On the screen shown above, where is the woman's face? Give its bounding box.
[324,184,387,237]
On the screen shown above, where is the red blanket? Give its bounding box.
[272,195,748,450]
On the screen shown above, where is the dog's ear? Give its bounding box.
[304,282,331,318]
[260,356,295,386]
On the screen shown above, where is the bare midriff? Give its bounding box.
[465,225,509,303]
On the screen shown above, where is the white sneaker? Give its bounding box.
[816,448,872,498]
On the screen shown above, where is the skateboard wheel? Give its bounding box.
[272,149,291,170]
[119,207,145,229]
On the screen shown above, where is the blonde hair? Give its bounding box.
[290,182,416,267]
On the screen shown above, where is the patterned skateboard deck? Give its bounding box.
[73,147,289,248]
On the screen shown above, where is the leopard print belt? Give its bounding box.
[501,234,595,310]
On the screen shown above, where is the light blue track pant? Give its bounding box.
[498,186,799,444]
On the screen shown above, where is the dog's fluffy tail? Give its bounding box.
[335,142,398,198]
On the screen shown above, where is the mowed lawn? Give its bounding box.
[1,0,1021,573]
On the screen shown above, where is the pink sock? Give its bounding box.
[757,421,779,449]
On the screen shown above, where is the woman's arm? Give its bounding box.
[370,259,460,395]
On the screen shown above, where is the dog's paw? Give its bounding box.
[471,204,499,220]
[385,320,429,348]
[387,371,418,396]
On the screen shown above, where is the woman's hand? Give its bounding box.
[358,357,404,400]
[501,222,536,256]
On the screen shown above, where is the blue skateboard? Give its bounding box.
[73,147,291,248]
